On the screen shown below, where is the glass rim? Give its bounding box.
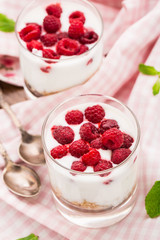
[41,94,140,175]
[15,0,104,62]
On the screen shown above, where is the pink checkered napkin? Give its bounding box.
[0,200,65,239]
[1,0,160,239]
[0,0,27,57]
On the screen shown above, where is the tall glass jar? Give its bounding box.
[16,0,103,98]
[42,94,140,228]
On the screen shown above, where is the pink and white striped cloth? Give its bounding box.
[0,0,160,239]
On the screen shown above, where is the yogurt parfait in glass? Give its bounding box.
[16,0,103,98]
[42,94,140,228]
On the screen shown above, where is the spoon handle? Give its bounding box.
[0,141,12,166]
[0,87,23,131]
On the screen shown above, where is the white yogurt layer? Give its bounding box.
[44,102,138,208]
[17,0,103,95]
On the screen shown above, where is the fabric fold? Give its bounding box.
[0,0,160,239]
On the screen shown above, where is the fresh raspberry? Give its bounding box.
[85,105,105,124]
[42,49,60,59]
[99,119,119,134]
[102,128,124,150]
[121,133,134,148]
[111,148,131,164]
[50,145,67,159]
[57,32,68,40]
[40,33,57,47]
[94,160,113,175]
[82,149,101,166]
[80,122,100,143]
[52,126,74,145]
[26,40,43,52]
[69,11,85,24]
[46,3,62,18]
[79,31,98,44]
[19,23,41,42]
[71,161,87,172]
[90,137,103,149]
[43,15,61,33]
[68,21,84,39]
[69,139,89,158]
[65,110,83,125]
[77,45,89,55]
[56,38,80,56]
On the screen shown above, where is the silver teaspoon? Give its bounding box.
[0,141,41,197]
[0,87,45,166]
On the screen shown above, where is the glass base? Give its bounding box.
[53,187,137,228]
[24,84,38,100]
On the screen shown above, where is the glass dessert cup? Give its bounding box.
[15,0,104,99]
[42,94,140,228]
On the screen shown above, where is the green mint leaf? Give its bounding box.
[0,13,15,32]
[152,78,160,95]
[16,233,39,240]
[139,64,159,76]
[145,181,160,218]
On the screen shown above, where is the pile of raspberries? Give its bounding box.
[19,3,99,58]
[50,104,134,175]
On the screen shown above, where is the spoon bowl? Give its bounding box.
[0,141,41,197]
[19,131,45,166]
[3,162,41,197]
[0,87,45,166]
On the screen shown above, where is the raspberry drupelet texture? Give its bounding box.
[69,139,89,158]
[43,15,61,33]
[77,45,89,55]
[79,31,98,44]
[40,33,57,47]
[56,38,80,56]
[121,133,134,148]
[80,122,100,142]
[52,126,74,145]
[46,3,62,18]
[65,110,83,125]
[102,128,124,150]
[26,40,43,52]
[111,148,131,164]
[94,160,113,173]
[42,49,60,59]
[82,149,101,166]
[71,161,87,172]
[50,145,67,159]
[19,23,41,42]
[57,32,68,40]
[85,104,105,123]
[69,11,86,24]
[99,119,119,134]
[90,137,104,149]
[68,21,84,39]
